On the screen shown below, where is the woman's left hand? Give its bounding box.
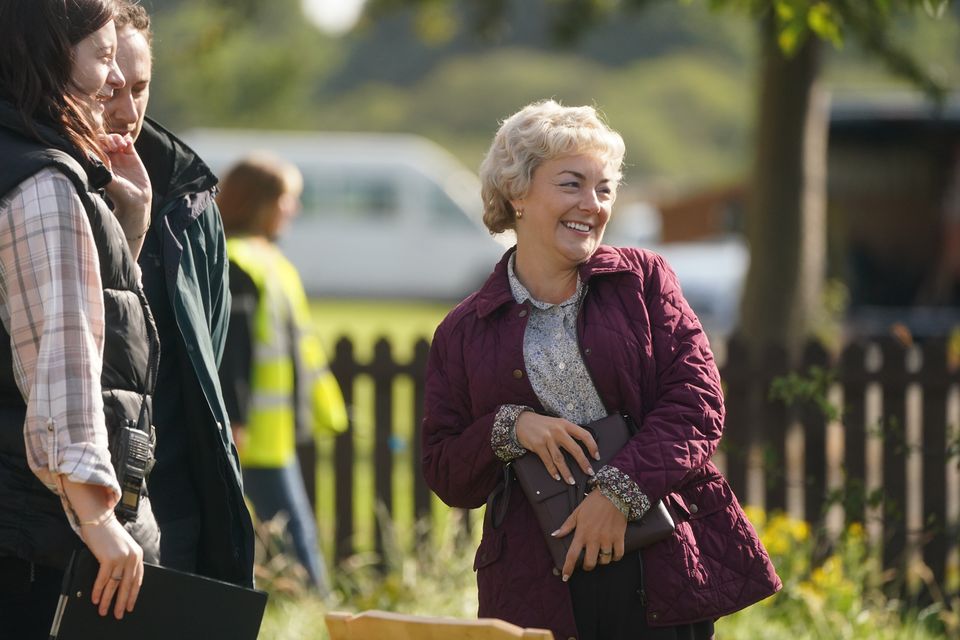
[552,489,627,581]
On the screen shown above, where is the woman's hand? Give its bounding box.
[101,133,151,258]
[61,479,144,619]
[514,412,599,484]
[552,489,627,581]
[82,514,145,619]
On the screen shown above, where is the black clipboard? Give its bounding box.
[49,548,268,640]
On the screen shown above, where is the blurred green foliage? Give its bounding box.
[148,0,342,128]
[141,0,960,191]
[721,509,959,638]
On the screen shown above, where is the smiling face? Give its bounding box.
[105,25,152,140]
[68,19,124,129]
[512,152,617,272]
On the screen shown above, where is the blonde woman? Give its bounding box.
[422,100,781,639]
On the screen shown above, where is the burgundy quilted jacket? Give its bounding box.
[422,245,781,640]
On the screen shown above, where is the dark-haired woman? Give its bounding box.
[0,1,160,637]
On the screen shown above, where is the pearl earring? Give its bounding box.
[516,209,523,219]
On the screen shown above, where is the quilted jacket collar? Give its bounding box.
[475,244,633,318]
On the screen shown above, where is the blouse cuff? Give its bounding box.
[491,404,531,462]
[594,465,651,522]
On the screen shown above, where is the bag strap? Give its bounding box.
[622,412,640,437]
[486,463,513,530]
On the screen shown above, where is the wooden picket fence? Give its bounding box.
[314,334,960,592]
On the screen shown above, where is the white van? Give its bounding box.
[605,203,748,340]
[183,129,511,300]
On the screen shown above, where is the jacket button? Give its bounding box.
[512,369,523,379]
[689,503,699,514]
[584,348,592,355]
[552,567,561,577]
[519,309,528,318]
[650,612,659,621]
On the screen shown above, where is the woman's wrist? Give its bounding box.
[78,509,117,527]
[59,477,118,529]
[596,484,630,519]
[124,218,150,242]
[593,465,651,521]
[491,404,532,462]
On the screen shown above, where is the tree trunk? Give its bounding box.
[738,14,828,362]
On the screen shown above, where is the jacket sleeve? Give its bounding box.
[421,319,504,510]
[207,201,231,366]
[611,252,725,501]
[219,262,257,425]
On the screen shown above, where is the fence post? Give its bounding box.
[879,337,910,575]
[801,341,830,526]
[411,339,433,538]
[840,342,869,526]
[920,337,950,590]
[332,337,357,563]
[371,338,396,564]
[762,344,790,514]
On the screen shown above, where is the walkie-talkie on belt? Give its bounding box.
[110,420,152,522]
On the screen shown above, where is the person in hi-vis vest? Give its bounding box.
[217,153,348,596]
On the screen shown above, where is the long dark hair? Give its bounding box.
[0,0,117,163]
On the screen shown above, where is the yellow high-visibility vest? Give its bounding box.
[227,237,348,468]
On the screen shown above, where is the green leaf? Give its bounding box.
[808,2,843,47]
[777,20,808,55]
[775,0,798,22]
[922,0,950,19]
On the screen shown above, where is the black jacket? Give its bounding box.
[136,118,254,587]
[0,102,160,569]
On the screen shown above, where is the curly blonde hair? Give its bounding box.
[479,100,625,234]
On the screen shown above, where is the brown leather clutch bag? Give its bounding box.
[511,413,675,570]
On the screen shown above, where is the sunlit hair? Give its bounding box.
[0,0,117,164]
[479,99,625,234]
[114,1,152,46]
[217,152,303,237]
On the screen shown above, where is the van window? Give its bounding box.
[300,169,398,219]
[425,181,473,229]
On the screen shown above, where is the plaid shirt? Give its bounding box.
[0,168,120,520]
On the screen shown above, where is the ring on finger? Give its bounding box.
[110,574,123,581]
[599,549,613,557]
